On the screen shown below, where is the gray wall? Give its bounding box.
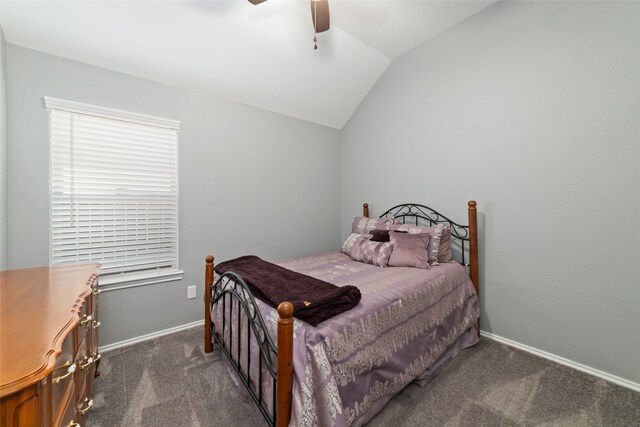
[0,27,7,270]
[341,1,640,383]
[6,45,342,345]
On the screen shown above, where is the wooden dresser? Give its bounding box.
[0,264,101,427]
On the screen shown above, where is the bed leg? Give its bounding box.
[205,255,214,353]
[363,203,369,218]
[276,302,294,427]
[468,201,480,336]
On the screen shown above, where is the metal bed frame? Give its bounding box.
[204,201,479,427]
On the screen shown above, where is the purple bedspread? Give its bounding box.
[212,251,480,427]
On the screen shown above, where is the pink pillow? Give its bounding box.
[388,231,430,269]
[389,223,443,265]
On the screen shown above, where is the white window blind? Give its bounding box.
[46,97,180,285]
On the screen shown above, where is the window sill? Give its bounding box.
[99,269,184,293]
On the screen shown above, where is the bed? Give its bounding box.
[204,201,480,427]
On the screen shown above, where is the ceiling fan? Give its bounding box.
[248,0,330,50]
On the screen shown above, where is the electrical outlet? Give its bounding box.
[187,285,197,299]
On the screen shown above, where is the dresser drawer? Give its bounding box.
[76,393,94,426]
[55,329,75,369]
[51,333,76,416]
[90,282,100,361]
[77,294,88,324]
[77,294,93,338]
[53,378,76,427]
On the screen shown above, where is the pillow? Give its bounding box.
[369,229,390,242]
[389,223,444,265]
[388,231,430,269]
[370,228,409,242]
[437,226,452,263]
[341,232,370,255]
[341,233,393,267]
[345,235,393,268]
[351,216,394,235]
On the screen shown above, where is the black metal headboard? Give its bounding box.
[379,203,471,267]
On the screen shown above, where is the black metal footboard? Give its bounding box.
[210,272,278,426]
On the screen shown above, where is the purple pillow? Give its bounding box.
[389,224,443,264]
[352,216,393,234]
[348,236,394,268]
[438,227,452,263]
[388,231,430,269]
[369,229,408,242]
[387,223,455,264]
[341,232,371,255]
[370,229,390,242]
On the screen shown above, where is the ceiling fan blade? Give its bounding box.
[248,0,267,5]
[310,0,330,33]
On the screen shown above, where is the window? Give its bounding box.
[46,97,181,287]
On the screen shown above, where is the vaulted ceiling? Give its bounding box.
[0,0,496,128]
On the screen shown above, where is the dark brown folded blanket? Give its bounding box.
[214,255,361,326]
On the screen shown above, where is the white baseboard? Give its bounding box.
[480,331,640,392]
[99,320,204,353]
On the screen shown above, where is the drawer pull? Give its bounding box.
[80,356,94,370]
[53,363,76,383]
[79,398,94,415]
[65,420,81,427]
[93,287,101,295]
[92,320,101,329]
[80,314,92,326]
[56,360,73,369]
[93,353,102,362]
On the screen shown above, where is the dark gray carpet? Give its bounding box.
[86,327,640,427]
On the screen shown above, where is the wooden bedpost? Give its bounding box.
[363,203,369,218]
[276,302,294,427]
[204,255,214,353]
[468,201,480,336]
